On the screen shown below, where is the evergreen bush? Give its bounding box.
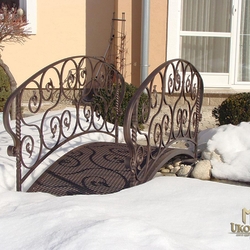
[212,92,250,125]
[93,82,149,127]
[0,66,11,112]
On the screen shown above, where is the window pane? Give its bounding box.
[238,0,250,81]
[0,1,19,8]
[181,36,230,73]
[182,0,232,32]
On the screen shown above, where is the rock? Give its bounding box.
[171,166,180,174]
[211,151,222,162]
[167,164,174,170]
[202,150,222,162]
[173,159,182,168]
[160,168,170,175]
[191,160,212,180]
[176,165,192,177]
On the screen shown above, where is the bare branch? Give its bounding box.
[0,4,30,50]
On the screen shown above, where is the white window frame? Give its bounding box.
[167,0,246,88]
[233,0,250,86]
[19,0,37,34]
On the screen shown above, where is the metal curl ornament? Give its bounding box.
[135,145,145,170]
[21,135,35,158]
[167,74,175,94]
[176,109,188,127]
[50,116,60,139]
[45,78,55,98]
[163,114,170,136]
[65,70,75,88]
[185,76,192,93]
[191,82,197,100]
[175,70,181,91]
[78,67,87,87]
[61,110,71,131]
[82,106,91,122]
[153,123,162,145]
[28,90,40,113]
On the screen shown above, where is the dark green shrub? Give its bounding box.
[0,66,11,112]
[93,82,149,127]
[212,92,250,125]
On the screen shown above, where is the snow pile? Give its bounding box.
[0,177,249,250]
[0,111,250,249]
[200,122,250,182]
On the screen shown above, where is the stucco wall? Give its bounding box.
[116,0,168,87]
[1,0,168,89]
[115,0,132,84]
[2,0,86,85]
[86,0,115,58]
[149,0,167,73]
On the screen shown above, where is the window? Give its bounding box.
[19,0,37,34]
[167,0,250,88]
[0,1,19,8]
[237,0,250,82]
[180,0,232,73]
[0,0,37,34]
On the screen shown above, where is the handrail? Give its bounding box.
[3,57,204,193]
[123,59,204,185]
[3,55,125,191]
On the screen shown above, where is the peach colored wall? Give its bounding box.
[115,0,132,84]
[86,0,115,58]
[2,0,86,86]
[149,0,168,73]
[1,0,168,88]
[116,0,168,86]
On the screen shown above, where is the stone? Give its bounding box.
[176,165,192,177]
[173,159,182,168]
[160,168,170,175]
[191,160,212,180]
[167,164,174,170]
[211,151,222,162]
[202,150,222,162]
[171,166,180,174]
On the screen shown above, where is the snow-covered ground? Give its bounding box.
[0,112,250,250]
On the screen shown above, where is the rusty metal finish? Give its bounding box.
[123,59,204,185]
[3,56,125,191]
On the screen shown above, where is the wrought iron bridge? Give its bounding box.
[3,56,203,195]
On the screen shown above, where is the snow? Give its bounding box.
[0,112,250,249]
[199,122,250,182]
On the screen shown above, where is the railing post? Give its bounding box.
[15,94,22,191]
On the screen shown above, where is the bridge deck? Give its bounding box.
[28,142,132,196]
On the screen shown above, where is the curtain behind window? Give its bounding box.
[181,0,231,73]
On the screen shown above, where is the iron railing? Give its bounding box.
[3,57,204,192]
[123,59,204,185]
[3,56,125,191]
